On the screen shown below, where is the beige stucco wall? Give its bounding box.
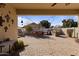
[0,4,17,40]
[61,28,78,38]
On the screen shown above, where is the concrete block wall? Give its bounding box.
[62,27,79,38]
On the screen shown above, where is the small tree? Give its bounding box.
[40,20,51,28]
[62,19,78,28]
[62,19,67,28]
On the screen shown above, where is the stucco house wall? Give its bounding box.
[0,4,17,40]
[0,4,18,53]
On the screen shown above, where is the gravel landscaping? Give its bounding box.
[18,35,79,56]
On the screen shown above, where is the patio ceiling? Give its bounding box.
[9,3,79,15]
[10,3,79,9]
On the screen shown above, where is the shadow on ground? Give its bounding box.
[9,44,29,56]
[25,34,51,38]
[24,34,56,40]
[56,35,67,38]
[75,39,79,43]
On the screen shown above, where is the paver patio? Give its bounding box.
[18,35,79,56]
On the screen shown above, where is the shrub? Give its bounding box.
[67,29,73,37]
[12,40,24,51]
[25,26,33,32]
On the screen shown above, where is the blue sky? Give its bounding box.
[18,15,78,27]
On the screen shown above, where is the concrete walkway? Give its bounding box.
[18,35,79,56]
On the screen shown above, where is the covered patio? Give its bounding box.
[0,3,79,56]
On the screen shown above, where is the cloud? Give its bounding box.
[18,16,78,27]
[18,16,32,27]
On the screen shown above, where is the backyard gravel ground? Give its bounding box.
[18,35,79,56]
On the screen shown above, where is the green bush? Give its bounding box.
[12,40,24,51]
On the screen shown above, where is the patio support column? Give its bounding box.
[0,4,17,40]
[0,3,17,52]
